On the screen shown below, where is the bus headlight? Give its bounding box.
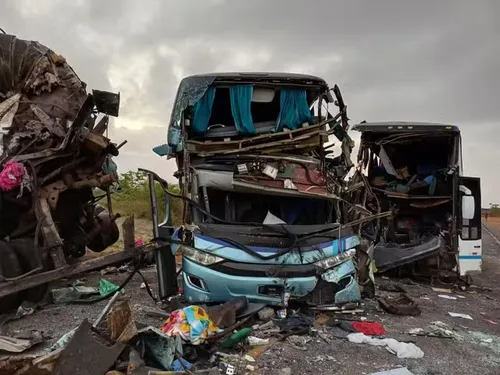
[314,249,356,272]
[182,246,225,266]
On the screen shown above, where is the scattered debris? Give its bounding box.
[208,296,248,328]
[438,294,457,300]
[221,328,251,349]
[312,355,336,362]
[172,358,193,371]
[378,294,421,316]
[243,354,255,362]
[432,287,452,293]
[161,305,221,345]
[93,291,122,328]
[219,362,239,375]
[369,368,415,375]
[286,335,311,350]
[0,331,43,353]
[379,283,407,293]
[351,321,387,336]
[274,315,314,331]
[248,336,270,346]
[408,321,457,339]
[484,319,499,325]
[107,301,138,343]
[100,266,120,276]
[309,302,363,313]
[133,326,182,370]
[15,305,35,319]
[330,320,357,333]
[100,279,122,296]
[448,312,473,320]
[257,307,275,321]
[347,333,424,359]
[52,320,125,375]
[51,286,99,304]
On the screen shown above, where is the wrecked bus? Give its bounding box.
[351,121,481,281]
[153,73,377,306]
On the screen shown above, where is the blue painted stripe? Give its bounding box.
[458,255,482,259]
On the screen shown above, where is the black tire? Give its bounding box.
[9,238,49,303]
[0,241,23,312]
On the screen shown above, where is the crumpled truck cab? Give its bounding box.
[153,73,376,305]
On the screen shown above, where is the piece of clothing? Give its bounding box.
[351,321,387,336]
[347,333,424,359]
[161,306,221,345]
[0,161,28,192]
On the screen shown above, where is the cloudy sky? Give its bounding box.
[1,0,499,205]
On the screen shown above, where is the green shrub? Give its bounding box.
[105,171,183,226]
[490,204,500,217]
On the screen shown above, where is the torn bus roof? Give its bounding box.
[159,72,348,159]
[352,121,460,133]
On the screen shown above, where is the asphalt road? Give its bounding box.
[1,222,500,375]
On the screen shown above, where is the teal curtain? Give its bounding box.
[276,89,313,131]
[230,85,255,135]
[192,87,216,133]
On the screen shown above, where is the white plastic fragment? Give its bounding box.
[262,164,278,179]
[247,336,270,346]
[448,312,473,320]
[438,294,457,300]
[263,211,286,225]
[284,179,297,190]
[369,368,415,375]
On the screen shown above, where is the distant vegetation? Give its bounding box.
[106,171,183,226]
[490,203,500,217]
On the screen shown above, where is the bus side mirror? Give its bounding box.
[462,195,475,219]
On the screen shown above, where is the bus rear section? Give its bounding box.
[351,121,482,280]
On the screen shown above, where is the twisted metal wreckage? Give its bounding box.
[0,34,140,311]
[0,35,390,311]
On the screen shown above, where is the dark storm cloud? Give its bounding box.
[1,0,499,203]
